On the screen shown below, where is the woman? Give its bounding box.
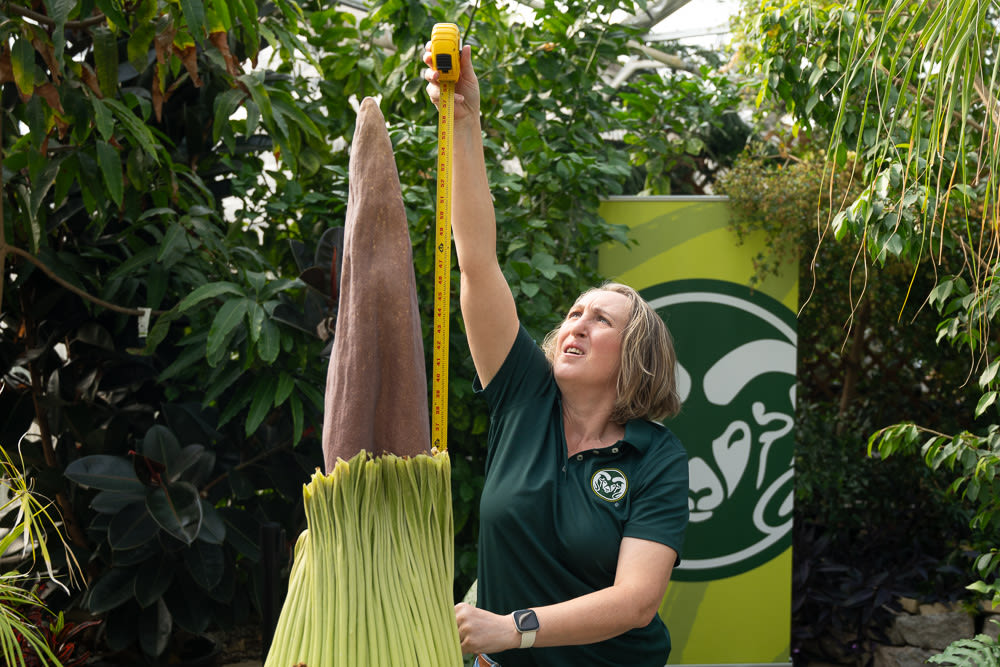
[424,43,690,667]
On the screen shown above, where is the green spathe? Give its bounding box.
[264,450,461,667]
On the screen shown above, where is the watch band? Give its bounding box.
[512,609,538,649]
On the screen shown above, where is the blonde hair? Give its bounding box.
[542,282,681,423]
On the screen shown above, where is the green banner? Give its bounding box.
[599,197,795,665]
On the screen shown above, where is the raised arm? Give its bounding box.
[424,44,518,387]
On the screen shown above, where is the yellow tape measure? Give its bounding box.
[430,23,461,452]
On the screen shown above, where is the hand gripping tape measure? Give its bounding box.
[430,23,461,452]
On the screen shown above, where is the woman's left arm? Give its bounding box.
[454,537,677,655]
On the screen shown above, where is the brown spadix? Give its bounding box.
[321,96,431,471]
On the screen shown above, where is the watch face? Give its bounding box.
[513,609,539,632]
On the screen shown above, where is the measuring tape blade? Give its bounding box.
[432,79,453,452]
[431,23,460,452]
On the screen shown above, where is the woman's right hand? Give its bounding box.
[422,43,480,122]
[421,36,519,386]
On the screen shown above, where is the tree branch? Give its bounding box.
[620,0,693,30]
[625,40,696,72]
[5,4,108,30]
[2,244,165,316]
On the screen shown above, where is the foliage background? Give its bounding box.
[3,0,995,662]
[724,0,1000,657]
[719,153,984,660]
[0,0,746,660]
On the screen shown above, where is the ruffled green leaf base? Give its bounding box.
[264,450,462,667]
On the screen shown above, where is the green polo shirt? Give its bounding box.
[474,325,689,667]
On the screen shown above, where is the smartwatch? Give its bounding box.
[512,609,539,649]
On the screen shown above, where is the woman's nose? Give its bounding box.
[568,318,587,336]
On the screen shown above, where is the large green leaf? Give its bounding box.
[11,33,36,97]
[91,95,114,141]
[134,553,176,608]
[105,98,161,163]
[290,392,304,445]
[179,0,207,43]
[206,297,250,363]
[231,0,260,61]
[295,378,324,413]
[146,260,169,309]
[158,337,208,382]
[212,88,247,144]
[177,281,245,311]
[274,371,295,406]
[28,157,61,225]
[93,0,129,29]
[245,373,277,435]
[207,0,231,33]
[184,540,225,590]
[65,455,144,493]
[93,26,119,99]
[146,481,202,544]
[258,277,297,301]
[138,598,172,657]
[168,444,208,484]
[106,246,159,282]
[246,300,265,342]
[257,317,280,363]
[103,605,139,654]
[271,92,324,142]
[216,378,255,427]
[127,21,158,74]
[237,72,279,140]
[205,556,236,604]
[91,489,146,515]
[88,567,138,613]
[113,541,163,568]
[96,140,124,207]
[108,502,160,550]
[43,0,72,64]
[202,362,243,406]
[141,424,182,469]
[198,500,226,544]
[158,221,195,266]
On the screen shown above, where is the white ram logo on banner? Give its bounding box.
[648,284,796,580]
